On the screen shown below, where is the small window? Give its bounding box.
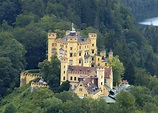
[105,63,107,66]
[92,50,94,53]
[80,84,82,86]
[59,56,62,59]
[59,48,64,54]
[92,57,94,61]
[70,47,73,50]
[79,52,81,56]
[70,53,73,57]
[64,66,65,68]
[98,58,99,61]
[79,59,82,64]
[63,76,65,80]
[70,76,73,80]
[98,63,100,66]
[92,44,94,46]
[84,94,87,96]
[52,43,54,46]
[74,77,76,81]
[102,56,104,60]
[52,48,56,53]
[69,60,73,65]
[101,82,103,85]
[64,71,65,74]
[104,79,106,83]
[79,88,82,91]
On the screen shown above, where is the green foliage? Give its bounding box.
[13,23,47,69]
[0,31,25,98]
[124,61,135,84]
[115,91,136,112]
[38,52,60,92]
[0,0,21,25]
[109,56,125,85]
[42,97,62,113]
[4,104,17,113]
[58,80,71,93]
[55,91,79,103]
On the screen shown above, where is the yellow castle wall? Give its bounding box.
[48,31,97,67]
[74,82,89,97]
[20,72,41,87]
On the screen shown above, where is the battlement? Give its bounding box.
[48,33,56,39]
[55,39,68,43]
[78,40,91,45]
[67,36,78,42]
[20,70,41,78]
[88,33,97,39]
[21,72,41,78]
[97,67,105,70]
[20,69,41,87]
[31,82,49,88]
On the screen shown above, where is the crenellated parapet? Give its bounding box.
[97,66,105,71]
[20,70,41,87]
[78,40,91,45]
[21,72,41,78]
[48,33,56,39]
[31,82,49,88]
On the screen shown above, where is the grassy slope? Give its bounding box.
[0,85,54,112]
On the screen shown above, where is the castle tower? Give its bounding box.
[108,49,113,60]
[104,67,113,90]
[97,67,105,90]
[66,24,78,66]
[88,33,97,56]
[48,33,57,61]
[100,50,106,60]
[60,57,68,85]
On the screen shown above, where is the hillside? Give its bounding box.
[0,85,108,113]
[1,80,158,113]
[1,0,158,112]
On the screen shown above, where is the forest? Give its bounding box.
[1,0,158,112]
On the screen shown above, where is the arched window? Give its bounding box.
[59,48,64,54]
[79,58,82,64]
[52,48,56,53]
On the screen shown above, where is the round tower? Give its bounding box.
[108,49,113,60]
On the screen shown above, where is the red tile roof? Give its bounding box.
[82,77,98,94]
[68,66,111,78]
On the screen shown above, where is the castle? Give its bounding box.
[47,25,113,98]
[20,24,114,99]
[48,24,113,67]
